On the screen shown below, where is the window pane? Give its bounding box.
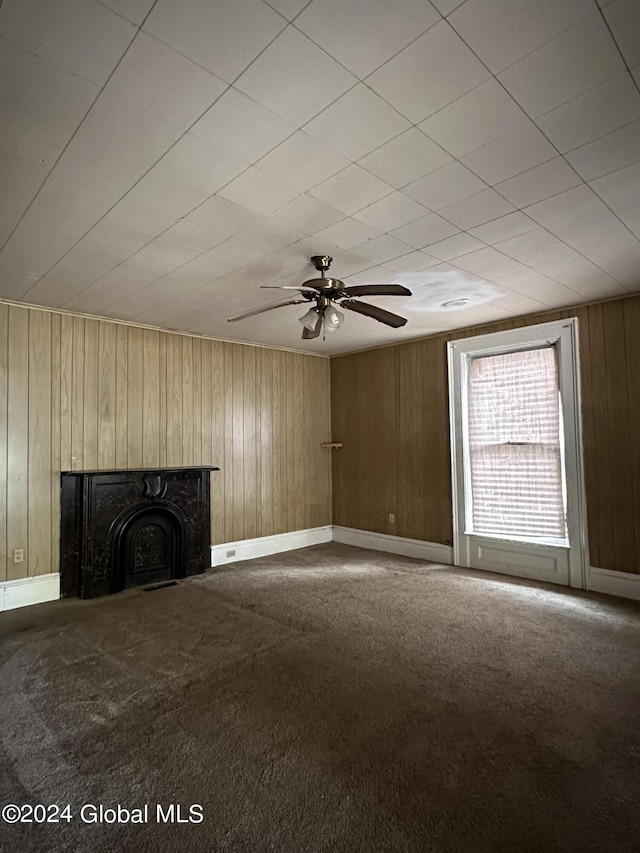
[466,347,567,541]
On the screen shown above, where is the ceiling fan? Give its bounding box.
[227,255,412,340]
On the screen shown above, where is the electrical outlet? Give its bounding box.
[13,548,24,564]
[388,513,395,525]
[226,549,236,558]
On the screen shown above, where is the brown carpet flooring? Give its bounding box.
[1,542,639,853]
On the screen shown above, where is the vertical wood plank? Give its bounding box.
[303,355,314,530]
[127,326,143,467]
[293,354,305,532]
[201,339,212,466]
[71,316,84,470]
[28,310,52,574]
[192,337,202,467]
[115,323,128,469]
[182,336,194,465]
[142,329,160,467]
[259,348,273,537]
[255,348,262,539]
[603,300,635,572]
[623,298,640,573]
[83,319,99,470]
[243,346,257,539]
[588,303,615,569]
[59,314,74,473]
[313,356,332,528]
[7,307,29,580]
[98,321,117,469]
[223,343,234,542]
[165,333,183,466]
[272,349,284,535]
[284,351,296,532]
[211,340,225,543]
[50,312,61,574]
[232,344,245,540]
[0,304,8,582]
[158,329,167,468]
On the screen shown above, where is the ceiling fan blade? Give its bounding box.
[341,284,412,297]
[227,298,308,322]
[342,299,407,328]
[261,285,317,292]
[301,312,323,340]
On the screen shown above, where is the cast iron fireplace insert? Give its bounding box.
[60,466,218,599]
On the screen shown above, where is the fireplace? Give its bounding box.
[60,467,217,599]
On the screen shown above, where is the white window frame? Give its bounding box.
[448,318,589,589]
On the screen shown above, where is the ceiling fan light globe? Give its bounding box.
[299,307,319,330]
[324,305,344,329]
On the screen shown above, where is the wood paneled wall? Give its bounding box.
[331,294,640,575]
[0,304,332,582]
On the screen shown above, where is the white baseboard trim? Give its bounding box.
[332,526,454,565]
[211,525,333,567]
[1,573,60,612]
[588,566,640,602]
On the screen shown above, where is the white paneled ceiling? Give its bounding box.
[0,0,639,355]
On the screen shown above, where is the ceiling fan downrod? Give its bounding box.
[310,255,332,277]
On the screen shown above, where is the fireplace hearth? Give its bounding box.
[60,467,217,599]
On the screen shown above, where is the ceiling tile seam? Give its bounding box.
[352,204,436,240]
[442,13,640,258]
[56,248,204,313]
[305,20,572,231]
[424,12,590,180]
[291,8,443,84]
[22,14,364,300]
[72,223,288,315]
[442,266,551,311]
[0,37,107,254]
[406,25,637,286]
[298,81,410,155]
[20,17,320,301]
[597,3,640,97]
[439,1,466,17]
[424,220,619,301]
[580,185,640,253]
[262,0,314,25]
[1,1,175,259]
[1,0,162,257]
[138,10,290,83]
[0,33,98,88]
[353,127,451,180]
[93,0,141,27]
[532,69,637,123]
[561,115,640,169]
[466,19,586,79]
[506,217,633,293]
[491,234,624,298]
[336,164,629,296]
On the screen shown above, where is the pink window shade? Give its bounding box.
[466,347,567,540]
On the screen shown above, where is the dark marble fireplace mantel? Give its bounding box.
[60,466,218,599]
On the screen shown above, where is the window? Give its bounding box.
[465,346,567,543]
